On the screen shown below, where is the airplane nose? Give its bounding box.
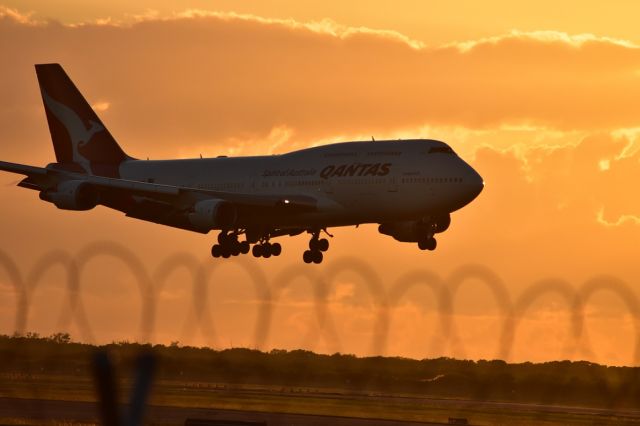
[466,166,484,201]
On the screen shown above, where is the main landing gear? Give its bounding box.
[211,229,332,264]
[211,231,282,259]
[303,231,330,264]
[251,241,282,258]
[211,232,250,258]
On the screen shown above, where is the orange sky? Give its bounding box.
[1,2,640,366]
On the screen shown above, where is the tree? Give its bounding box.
[48,332,71,344]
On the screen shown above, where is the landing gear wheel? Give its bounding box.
[271,242,282,256]
[239,241,250,254]
[303,250,313,264]
[427,237,437,251]
[231,243,241,256]
[252,244,263,258]
[262,243,272,258]
[221,247,231,258]
[418,237,437,251]
[309,239,319,251]
[317,238,329,252]
[312,250,323,264]
[211,244,222,258]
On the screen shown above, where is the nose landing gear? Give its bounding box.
[418,236,437,251]
[414,217,442,252]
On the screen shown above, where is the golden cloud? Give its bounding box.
[2,7,640,163]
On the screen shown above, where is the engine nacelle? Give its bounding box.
[188,199,237,232]
[378,221,425,242]
[378,214,451,242]
[40,180,98,211]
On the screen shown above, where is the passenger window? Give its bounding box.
[428,146,455,154]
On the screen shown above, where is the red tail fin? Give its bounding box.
[35,63,131,177]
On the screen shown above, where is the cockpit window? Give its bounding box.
[428,146,455,154]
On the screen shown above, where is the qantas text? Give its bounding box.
[320,163,391,179]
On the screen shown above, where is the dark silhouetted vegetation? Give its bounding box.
[1,334,639,410]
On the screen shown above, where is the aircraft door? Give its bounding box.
[387,176,398,192]
[322,178,334,194]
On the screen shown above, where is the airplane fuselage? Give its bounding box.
[118,139,483,229]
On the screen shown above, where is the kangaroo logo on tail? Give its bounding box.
[35,63,131,178]
[41,90,104,173]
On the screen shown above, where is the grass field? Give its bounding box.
[2,375,640,425]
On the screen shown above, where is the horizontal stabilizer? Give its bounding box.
[0,160,48,176]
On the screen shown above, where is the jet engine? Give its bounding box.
[188,199,237,231]
[378,221,425,242]
[378,214,451,242]
[40,180,99,211]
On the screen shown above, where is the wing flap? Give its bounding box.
[86,175,317,211]
[87,175,181,196]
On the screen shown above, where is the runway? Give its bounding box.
[0,397,452,426]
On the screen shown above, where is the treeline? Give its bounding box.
[1,334,639,409]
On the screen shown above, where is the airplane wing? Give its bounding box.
[0,160,317,212]
[86,173,317,210]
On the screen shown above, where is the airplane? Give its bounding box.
[0,64,483,264]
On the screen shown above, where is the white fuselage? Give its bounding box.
[118,139,483,229]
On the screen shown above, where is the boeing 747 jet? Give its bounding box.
[0,64,483,264]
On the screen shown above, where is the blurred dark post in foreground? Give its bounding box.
[92,349,156,426]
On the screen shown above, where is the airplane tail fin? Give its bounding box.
[35,63,132,177]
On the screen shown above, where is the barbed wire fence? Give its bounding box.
[4,240,638,363]
[1,240,640,422]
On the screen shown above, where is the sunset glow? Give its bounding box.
[1,1,639,366]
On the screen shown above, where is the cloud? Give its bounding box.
[476,133,640,227]
[172,9,427,50]
[0,6,36,25]
[2,9,640,163]
[596,209,640,227]
[451,29,639,52]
